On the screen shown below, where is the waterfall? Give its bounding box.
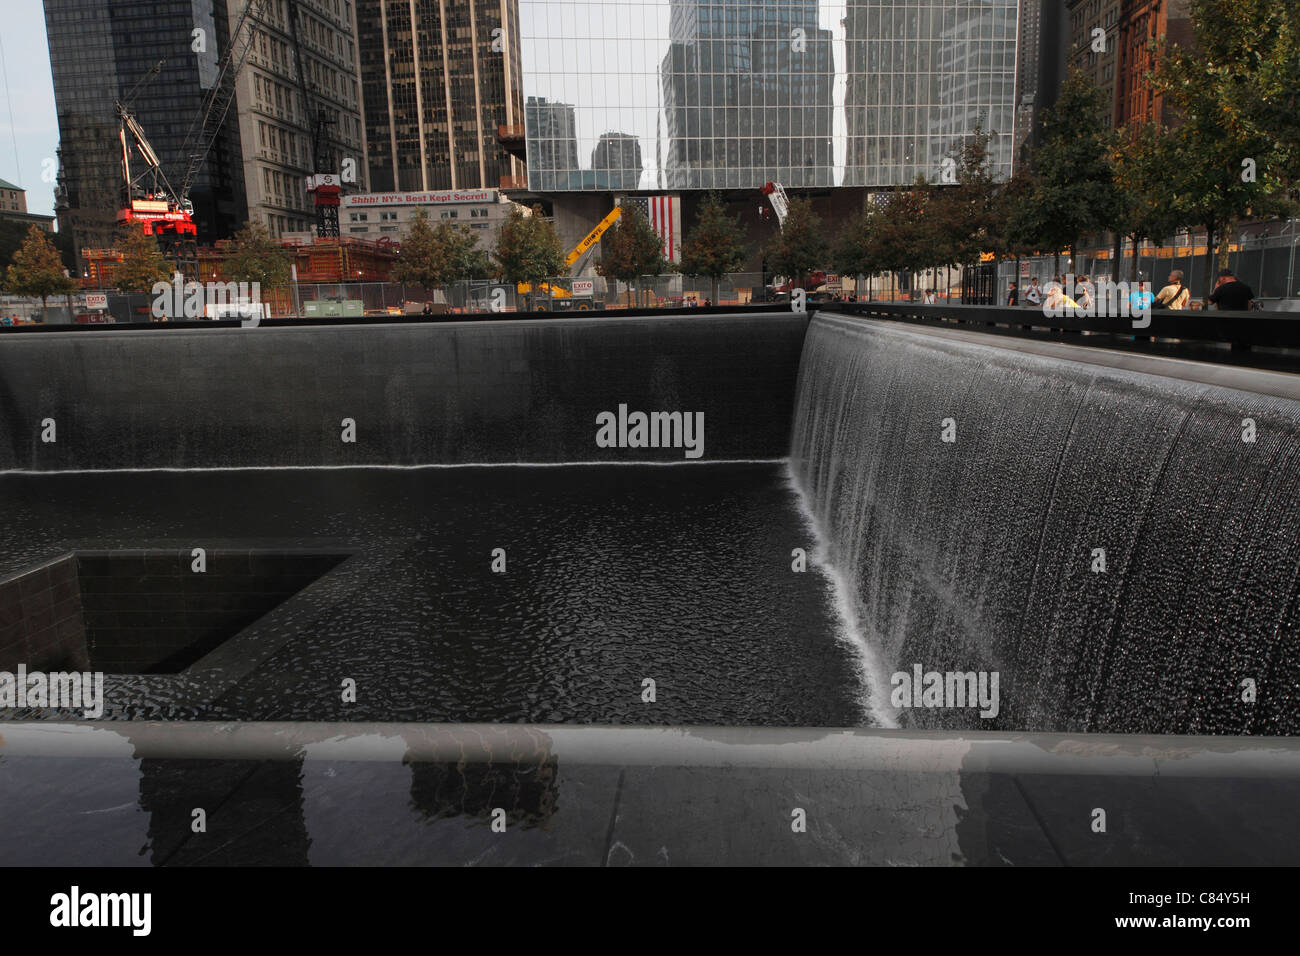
[789,312,1300,735]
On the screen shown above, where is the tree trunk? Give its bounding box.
[1203,223,1217,303]
[39,295,47,324]
[711,275,719,306]
[1111,232,1122,283]
[1129,236,1139,283]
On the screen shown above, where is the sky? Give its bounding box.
[0,0,58,217]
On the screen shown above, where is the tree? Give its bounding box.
[1153,1,1295,298]
[1111,123,1184,282]
[764,196,828,291]
[3,225,76,319]
[931,128,1000,276]
[834,196,889,297]
[493,204,565,303]
[223,220,292,290]
[112,227,172,293]
[1026,66,1125,279]
[596,203,668,307]
[391,210,492,293]
[874,183,936,298]
[679,192,748,305]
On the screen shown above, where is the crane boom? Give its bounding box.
[761,181,789,229]
[563,206,622,269]
[517,205,624,300]
[178,0,273,205]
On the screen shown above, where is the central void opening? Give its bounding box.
[77,551,349,673]
[0,551,349,676]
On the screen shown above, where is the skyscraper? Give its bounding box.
[230,0,369,238]
[44,0,369,271]
[356,0,525,192]
[45,0,247,269]
[590,132,643,191]
[660,0,834,191]
[842,0,1018,187]
[524,96,579,191]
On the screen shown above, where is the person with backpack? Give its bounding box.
[1154,270,1191,310]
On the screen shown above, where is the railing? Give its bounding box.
[826,300,1300,365]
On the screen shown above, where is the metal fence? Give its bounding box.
[998,221,1300,308]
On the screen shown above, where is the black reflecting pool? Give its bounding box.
[0,464,872,725]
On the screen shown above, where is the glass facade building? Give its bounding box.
[44,0,247,264]
[519,0,1018,192]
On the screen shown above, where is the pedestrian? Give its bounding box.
[1128,280,1154,313]
[1074,275,1093,311]
[422,301,433,315]
[1024,277,1042,307]
[1043,281,1078,312]
[1154,270,1190,310]
[1207,268,1254,311]
[1006,282,1019,306]
[923,288,936,305]
[703,298,711,307]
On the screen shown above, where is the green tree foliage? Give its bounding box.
[1153,0,1295,297]
[392,210,493,291]
[875,182,938,296]
[931,128,999,269]
[222,220,292,289]
[678,192,748,305]
[596,202,668,306]
[112,227,172,293]
[764,196,828,289]
[1111,123,1184,280]
[493,204,565,290]
[1172,0,1300,189]
[833,195,888,284]
[2,224,76,317]
[1025,67,1124,274]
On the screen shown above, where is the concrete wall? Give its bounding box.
[0,312,807,469]
[791,313,1300,736]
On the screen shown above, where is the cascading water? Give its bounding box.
[789,312,1300,735]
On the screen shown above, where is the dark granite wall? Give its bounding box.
[0,314,808,469]
[0,556,89,673]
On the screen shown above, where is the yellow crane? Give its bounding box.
[519,205,623,302]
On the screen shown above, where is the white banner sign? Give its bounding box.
[343,189,496,208]
[85,293,108,310]
[571,280,594,296]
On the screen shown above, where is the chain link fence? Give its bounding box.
[998,221,1300,310]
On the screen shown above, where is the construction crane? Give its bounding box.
[287,0,342,237]
[760,181,789,229]
[177,0,272,210]
[115,60,198,268]
[518,205,623,303]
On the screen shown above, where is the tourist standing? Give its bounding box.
[1155,270,1191,310]
[1024,277,1042,307]
[1006,282,1019,306]
[1207,269,1254,311]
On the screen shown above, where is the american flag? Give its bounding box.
[618,195,682,262]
